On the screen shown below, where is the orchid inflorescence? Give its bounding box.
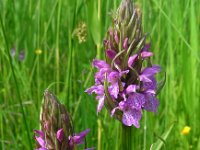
[34,90,91,150]
[85,0,165,128]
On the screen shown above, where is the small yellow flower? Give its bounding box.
[35,49,42,55]
[181,126,191,135]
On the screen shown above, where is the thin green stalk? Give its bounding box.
[37,0,41,109]
[56,0,62,94]
[0,113,4,150]
[97,0,101,59]
[97,119,102,150]
[37,0,41,47]
[97,43,101,60]
[36,56,40,109]
[65,0,77,106]
[143,111,147,150]
[0,14,33,149]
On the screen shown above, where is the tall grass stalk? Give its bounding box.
[0,14,33,149]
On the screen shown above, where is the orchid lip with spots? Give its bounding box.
[85,0,165,128]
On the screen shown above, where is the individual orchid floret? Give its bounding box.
[85,0,165,128]
[34,90,92,150]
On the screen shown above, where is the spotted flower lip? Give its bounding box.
[85,0,165,128]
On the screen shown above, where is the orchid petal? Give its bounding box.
[56,128,64,142]
[122,108,142,128]
[93,59,110,69]
[71,129,90,145]
[128,54,137,67]
[143,94,159,112]
[126,85,138,94]
[96,95,105,113]
[141,51,153,58]
[35,136,45,147]
[106,49,116,60]
[141,65,161,77]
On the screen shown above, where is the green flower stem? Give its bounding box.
[121,124,132,150]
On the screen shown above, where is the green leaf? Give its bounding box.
[150,122,175,150]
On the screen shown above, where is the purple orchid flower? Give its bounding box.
[85,0,165,128]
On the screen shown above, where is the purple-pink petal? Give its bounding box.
[93,59,110,69]
[71,129,90,145]
[106,49,116,60]
[36,148,48,150]
[34,130,44,138]
[141,51,153,58]
[114,31,119,44]
[95,68,111,83]
[108,71,120,83]
[85,85,104,95]
[119,70,129,76]
[143,94,159,112]
[139,75,152,83]
[122,108,142,128]
[96,95,105,113]
[56,128,64,142]
[109,82,119,99]
[142,77,157,91]
[35,136,46,147]
[126,85,139,94]
[145,89,156,94]
[128,54,137,67]
[123,38,128,50]
[127,93,145,109]
[141,65,161,77]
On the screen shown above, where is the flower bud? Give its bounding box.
[34,90,91,150]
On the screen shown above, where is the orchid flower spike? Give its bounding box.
[34,90,92,150]
[85,0,165,128]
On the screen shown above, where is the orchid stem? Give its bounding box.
[121,124,132,150]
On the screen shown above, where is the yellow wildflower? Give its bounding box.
[35,49,42,55]
[181,126,191,135]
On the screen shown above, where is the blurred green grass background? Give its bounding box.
[0,0,199,149]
